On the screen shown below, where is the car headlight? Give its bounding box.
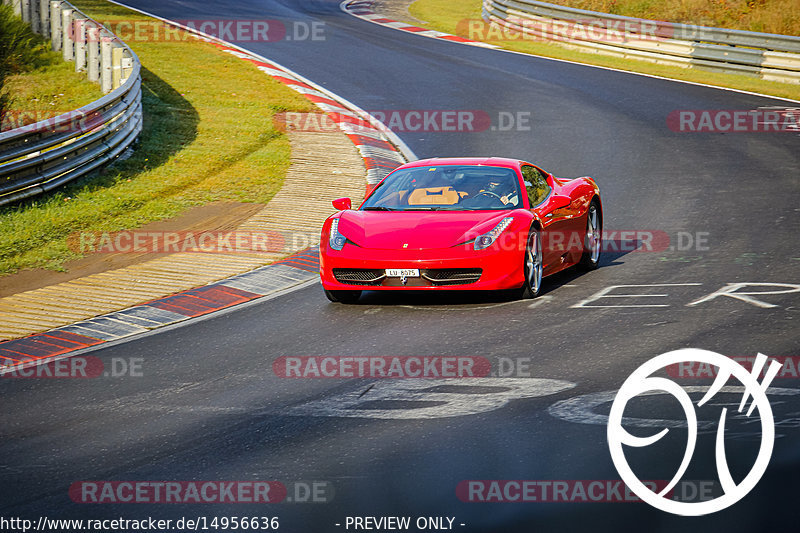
[474,217,514,250]
[329,218,347,250]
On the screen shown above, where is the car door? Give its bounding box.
[521,165,572,273]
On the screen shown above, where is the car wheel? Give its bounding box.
[518,227,542,299]
[578,200,601,271]
[324,288,362,304]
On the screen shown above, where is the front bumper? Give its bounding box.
[319,244,524,291]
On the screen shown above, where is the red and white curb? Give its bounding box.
[110,0,416,188]
[343,0,800,104]
[209,43,412,189]
[0,249,320,374]
[0,3,419,373]
[341,0,499,49]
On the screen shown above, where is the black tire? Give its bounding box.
[577,200,602,271]
[517,227,543,299]
[324,288,362,304]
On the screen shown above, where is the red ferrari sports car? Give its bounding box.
[319,157,601,303]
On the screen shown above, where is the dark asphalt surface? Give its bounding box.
[1,1,798,532]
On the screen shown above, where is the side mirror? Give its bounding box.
[550,195,571,210]
[332,197,352,210]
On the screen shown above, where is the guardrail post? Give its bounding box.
[483,0,799,82]
[61,6,73,61]
[0,0,143,207]
[74,16,87,72]
[20,0,29,22]
[111,43,123,89]
[49,1,61,51]
[120,47,134,86]
[86,22,101,82]
[29,0,39,33]
[38,0,49,38]
[100,32,113,93]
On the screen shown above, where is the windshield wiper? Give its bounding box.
[362,206,396,211]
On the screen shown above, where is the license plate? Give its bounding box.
[385,268,420,278]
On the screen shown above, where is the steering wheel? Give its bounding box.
[472,191,506,206]
[475,191,503,201]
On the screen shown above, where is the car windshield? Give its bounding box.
[361,165,522,211]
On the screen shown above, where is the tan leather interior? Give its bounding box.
[407,186,461,205]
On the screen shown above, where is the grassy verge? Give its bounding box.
[407,0,800,101]
[0,0,315,275]
[2,63,104,127]
[0,4,102,129]
[543,0,799,35]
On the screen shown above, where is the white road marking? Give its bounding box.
[528,295,554,309]
[285,377,576,419]
[548,386,800,433]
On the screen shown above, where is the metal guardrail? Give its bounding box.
[0,0,142,206]
[482,0,800,85]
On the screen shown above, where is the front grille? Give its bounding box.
[333,268,482,286]
[333,268,386,285]
[422,268,482,286]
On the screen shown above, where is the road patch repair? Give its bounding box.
[0,7,408,372]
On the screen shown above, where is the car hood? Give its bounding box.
[337,210,512,250]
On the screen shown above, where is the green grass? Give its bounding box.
[0,0,315,275]
[0,3,103,129]
[407,0,800,101]
[2,64,105,129]
[547,0,799,35]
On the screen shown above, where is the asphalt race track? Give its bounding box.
[1,1,799,532]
